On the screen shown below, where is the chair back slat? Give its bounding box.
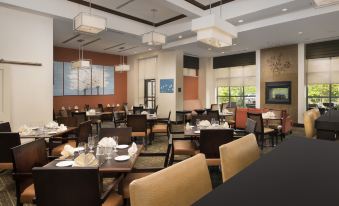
[99,127,132,144]
[33,167,101,206]
[77,121,92,144]
[245,118,257,134]
[199,129,234,159]
[127,115,147,132]
[0,132,20,163]
[247,112,264,133]
[206,110,220,123]
[0,122,11,132]
[72,112,87,124]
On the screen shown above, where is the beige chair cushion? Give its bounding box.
[173,140,198,156]
[219,133,260,182]
[152,124,167,133]
[102,192,123,206]
[263,127,275,134]
[20,184,35,203]
[130,154,212,206]
[132,129,151,137]
[122,172,153,198]
[51,140,77,156]
[0,163,13,170]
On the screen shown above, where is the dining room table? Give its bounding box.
[193,137,339,206]
[20,126,78,139]
[44,144,143,173]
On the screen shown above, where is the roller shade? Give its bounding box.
[214,65,256,86]
[307,57,339,84]
[306,39,339,59]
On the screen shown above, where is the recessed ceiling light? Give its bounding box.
[282,8,288,12]
[178,35,183,39]
[208,48,212,51]
[238,19,244,23]
[298,31,303,35]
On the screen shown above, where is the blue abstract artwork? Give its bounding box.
[160,79,174,93]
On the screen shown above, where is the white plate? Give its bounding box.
[31,127,39,130]
[194,131,200,134]
[56,160,74,167]
[117,144,129,149]
[48,131,57,134]
[74,147,85,152]
[114,155,130,162]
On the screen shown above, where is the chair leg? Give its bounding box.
[164,143,172,167]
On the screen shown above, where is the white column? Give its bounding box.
[298,43,306,124]
[255,50,261,108]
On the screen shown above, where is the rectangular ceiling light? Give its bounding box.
[71,59,91,69]
[313,0,339,7]
[192,14,237,48]
[74,12,106,34]
[115,64,130,72]
[142,31,166,45]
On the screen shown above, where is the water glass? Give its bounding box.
[88,136,96,153]
[104,147,113,159]
[196,119,200,129]
[78,142,86,154]
[113,136,119,152]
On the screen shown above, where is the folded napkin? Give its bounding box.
[87,109,96,115]
[263,111,275,119]
[45,121,59,129]
[185,123,192,130]
[107,104,110,107]
[18,125,32,136]
[60,144,75,159]
[73,153,98,167]
[128,143,138,156]
[222,109,233,114]
[98,137,117,147]
[141,111,148,115]
[222,122,229,129]
[61,106,66,110]
[74,105,79,109]
[199,120,211,127]
[116,104,120,107]
[57,124,67,132]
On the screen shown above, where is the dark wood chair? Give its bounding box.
[234,118,257,138]
[133,106,143,115]
[0,122,11,132]
[210,104,220,112]
[98,104,104,112]
[84,104,90,111]
[99,127,132,145]
[71,111,87,124]
[113,111,127,128]
[102,107,114,122]
[0,132,21,170]
[199,129,234,166]
[11,138,48,206]
[248,112,276,149]
[127,115,150,149]
[60,109,68,117]
[51,120,92,156]
[32,167,123,206]
[56,116,78,127]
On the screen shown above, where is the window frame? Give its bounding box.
[217,86,256,107]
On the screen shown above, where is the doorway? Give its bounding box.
[144,79,156,109]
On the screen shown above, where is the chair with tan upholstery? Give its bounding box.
[152,111,171,139]
[210,104,220,111]
[0,132,21,170]
[219,133,260,182]
[129,154,212,206]
[11,138,48,206]
[33,167,123,206]
[310,108,321,119]
[248,112,276,149]
[304,109,317,139]
[127,115,150,148]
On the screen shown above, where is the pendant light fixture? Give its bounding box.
[71,45,91,69]
[142,9,166,46]
[115,55,130,72]
[73,0,107,34]
[191,0,237,48]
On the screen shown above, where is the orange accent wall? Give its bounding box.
[183,76,199,100]
[53,47,127,110]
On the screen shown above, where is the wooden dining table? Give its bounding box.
[20,126,78,139]
[44,145,143,173]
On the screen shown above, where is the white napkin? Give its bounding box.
[57,124,67,132]
[45,121,59,129]
[88,109,96,115]
[128,142,138,156]
[98,137,116,147]
[73,153,98,167]
[18,125,32,135]
[117,104,120,107]
[61,106,66,110]
[107,104,110,107]
[74,105,79,109]
[222,122,229,129]
[60,144,75,158]
[199,120,211,127]
[185,123,192,130]
[141,111,148,115]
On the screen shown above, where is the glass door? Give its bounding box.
[144,79,156,109]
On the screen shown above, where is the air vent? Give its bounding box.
[313,0,339,7]
[62,34,81,44]
[104,43,126,50]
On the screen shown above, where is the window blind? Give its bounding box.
[307,57,339,84]
[215,65,256,87]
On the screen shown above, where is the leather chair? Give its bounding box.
[51,120,92,156]
[32,167,123,206]
[219,133,260,182]
[56,116,78,127]
[129,154,212,206]
[304,109,316,138]
[113,111,127,128]
[99,127,132,145]
[71,111,87,125]
[0,122,11,132]
[248,112,276,149]
[199,129,234,166]
[0,132,21,170]
[11,138,48,205]
[127,115,150,149]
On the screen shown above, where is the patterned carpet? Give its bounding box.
[0,124,306,205]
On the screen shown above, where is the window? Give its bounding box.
[53,61,114,96]
[215,65,256,107]
[306,57,339,107]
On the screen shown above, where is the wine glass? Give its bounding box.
[104,147,113,159]
[88,136,96,153]
[77,142,86,154]
[113,136,119,152]
[196,119,200,129]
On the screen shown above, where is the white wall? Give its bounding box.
[298,43,306,124]
[255,50,261,108]
[0,6,53,131]
[127,50,180,120]
[199,57,215,108]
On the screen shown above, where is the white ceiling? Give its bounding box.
[196,0,224,5]
[5,0,339,57]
